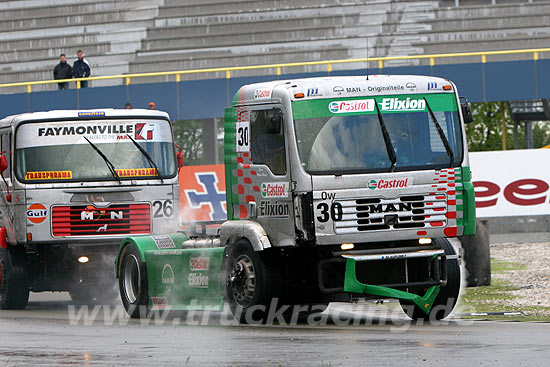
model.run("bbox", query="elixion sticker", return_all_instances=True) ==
[260,182,289,198]
[368,177,413,190]
[25,171,72,180]
[188,273,209,288]
[258,201,289,218]
[26,203,48,224]
[152,235,176,249]
[328,99,375,114]
[380,97,426,112]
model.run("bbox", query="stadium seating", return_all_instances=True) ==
[1,0,549,93]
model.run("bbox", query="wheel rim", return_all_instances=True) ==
[229,254,256,307]
[123,254,141,304]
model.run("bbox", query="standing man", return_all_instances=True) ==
[53,54,72,90]
[73,50,91,88]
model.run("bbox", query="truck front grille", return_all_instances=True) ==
[51,204,151,237]
[334,194,447,234]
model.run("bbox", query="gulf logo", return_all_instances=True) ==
[26,203,48,224]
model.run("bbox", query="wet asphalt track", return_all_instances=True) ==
[1,292,549,366]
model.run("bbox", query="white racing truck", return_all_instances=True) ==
[0,109,181,308]
[116,75,477,323]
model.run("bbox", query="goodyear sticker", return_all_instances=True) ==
[25,171,72,180]
[115,168,158,178]
[26,203,48,224]
[152,235,176,249]
[78,111,105,117]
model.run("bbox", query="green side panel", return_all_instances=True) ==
[224,106,238,220]
[115,233,190,277]
[344,258,440,315]
[460,166,476,235]
[144,247,225,311]
[292,93,458,119]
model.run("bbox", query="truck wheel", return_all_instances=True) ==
[225,240,272,324]
[118,244,149,318]
[400,238,461,321]
[0,245,30,310]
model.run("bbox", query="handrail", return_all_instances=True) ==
[1,47,549,92]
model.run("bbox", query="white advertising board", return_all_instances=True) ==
[470,149,550,217]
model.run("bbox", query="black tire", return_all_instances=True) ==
[401,238,461,321]
[225,240,272,324]
[0,245,30,310]
[118,243,149,318]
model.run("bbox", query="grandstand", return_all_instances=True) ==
[1,0,550,93]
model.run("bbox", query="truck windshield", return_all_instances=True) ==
[15,118,176,182]
[292,94,463,174]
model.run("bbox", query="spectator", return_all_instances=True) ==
[148,102,156,110]
[53,54,72,90]
[124,102,132,109]
[73,50,91,88]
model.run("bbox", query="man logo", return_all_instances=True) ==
[162,264,175,284]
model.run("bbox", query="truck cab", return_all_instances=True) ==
[0,109,180,309]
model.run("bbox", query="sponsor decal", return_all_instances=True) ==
[306,88,322,97]
[260,182,289,198]
[189,257,210,271]
[162,264,175,284]
[26,203,48,224]
[427,82,439,91]
[152,235,176,249]
[80,208,124,221]
[188,273,209,288]
[328,99,375,114]
[37,124,134,137]
[364,202,413,214]
[406,82,417,90]
[254,89,272,100]
[345,87,361,93]
[135,123,154,140]
[333,86,344,94]
[380,98,426,112]
[115,168,158,178]
[78,111,105,118]
[151,296,168,309]
[368,178,413,190]
[258,200,289,218]
[367,85,405,93]
[25,170,72,180]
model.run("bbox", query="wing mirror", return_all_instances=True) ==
[460,97,474,124]
[267,108,283,134]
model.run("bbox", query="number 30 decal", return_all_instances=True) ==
[236,121,250,152]
[316,202,343,222]
[153,200,174,218]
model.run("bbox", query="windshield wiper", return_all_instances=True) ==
[126,134,163,183]
[83,136,121,182]
[423,97,454,168]
[374,101,397,172]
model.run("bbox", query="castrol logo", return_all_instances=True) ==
[26,203,48,224]
[368,178,413,190]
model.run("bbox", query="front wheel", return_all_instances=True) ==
[0,245,30,310]
[225,240,272,324]
[118,243,149,318]
[400,238,461,320]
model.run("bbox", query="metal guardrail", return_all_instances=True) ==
[0,47,549,93]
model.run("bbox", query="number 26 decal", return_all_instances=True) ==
[316,202,343,222]
[153,200,174,218]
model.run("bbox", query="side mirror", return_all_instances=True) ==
[175,144,184,170]
[460,97,474,124]
[266,108,283,134]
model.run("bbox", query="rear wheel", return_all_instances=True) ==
[225,240,272,324]
[118,244,149,318]
[400,238,461,320]
[0,245,30,310]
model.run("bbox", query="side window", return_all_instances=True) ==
[250,109,286,175]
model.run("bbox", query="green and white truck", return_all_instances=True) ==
[116,75,476,322]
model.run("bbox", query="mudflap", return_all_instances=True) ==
[143,247,225,312]
[343,257,440,315]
